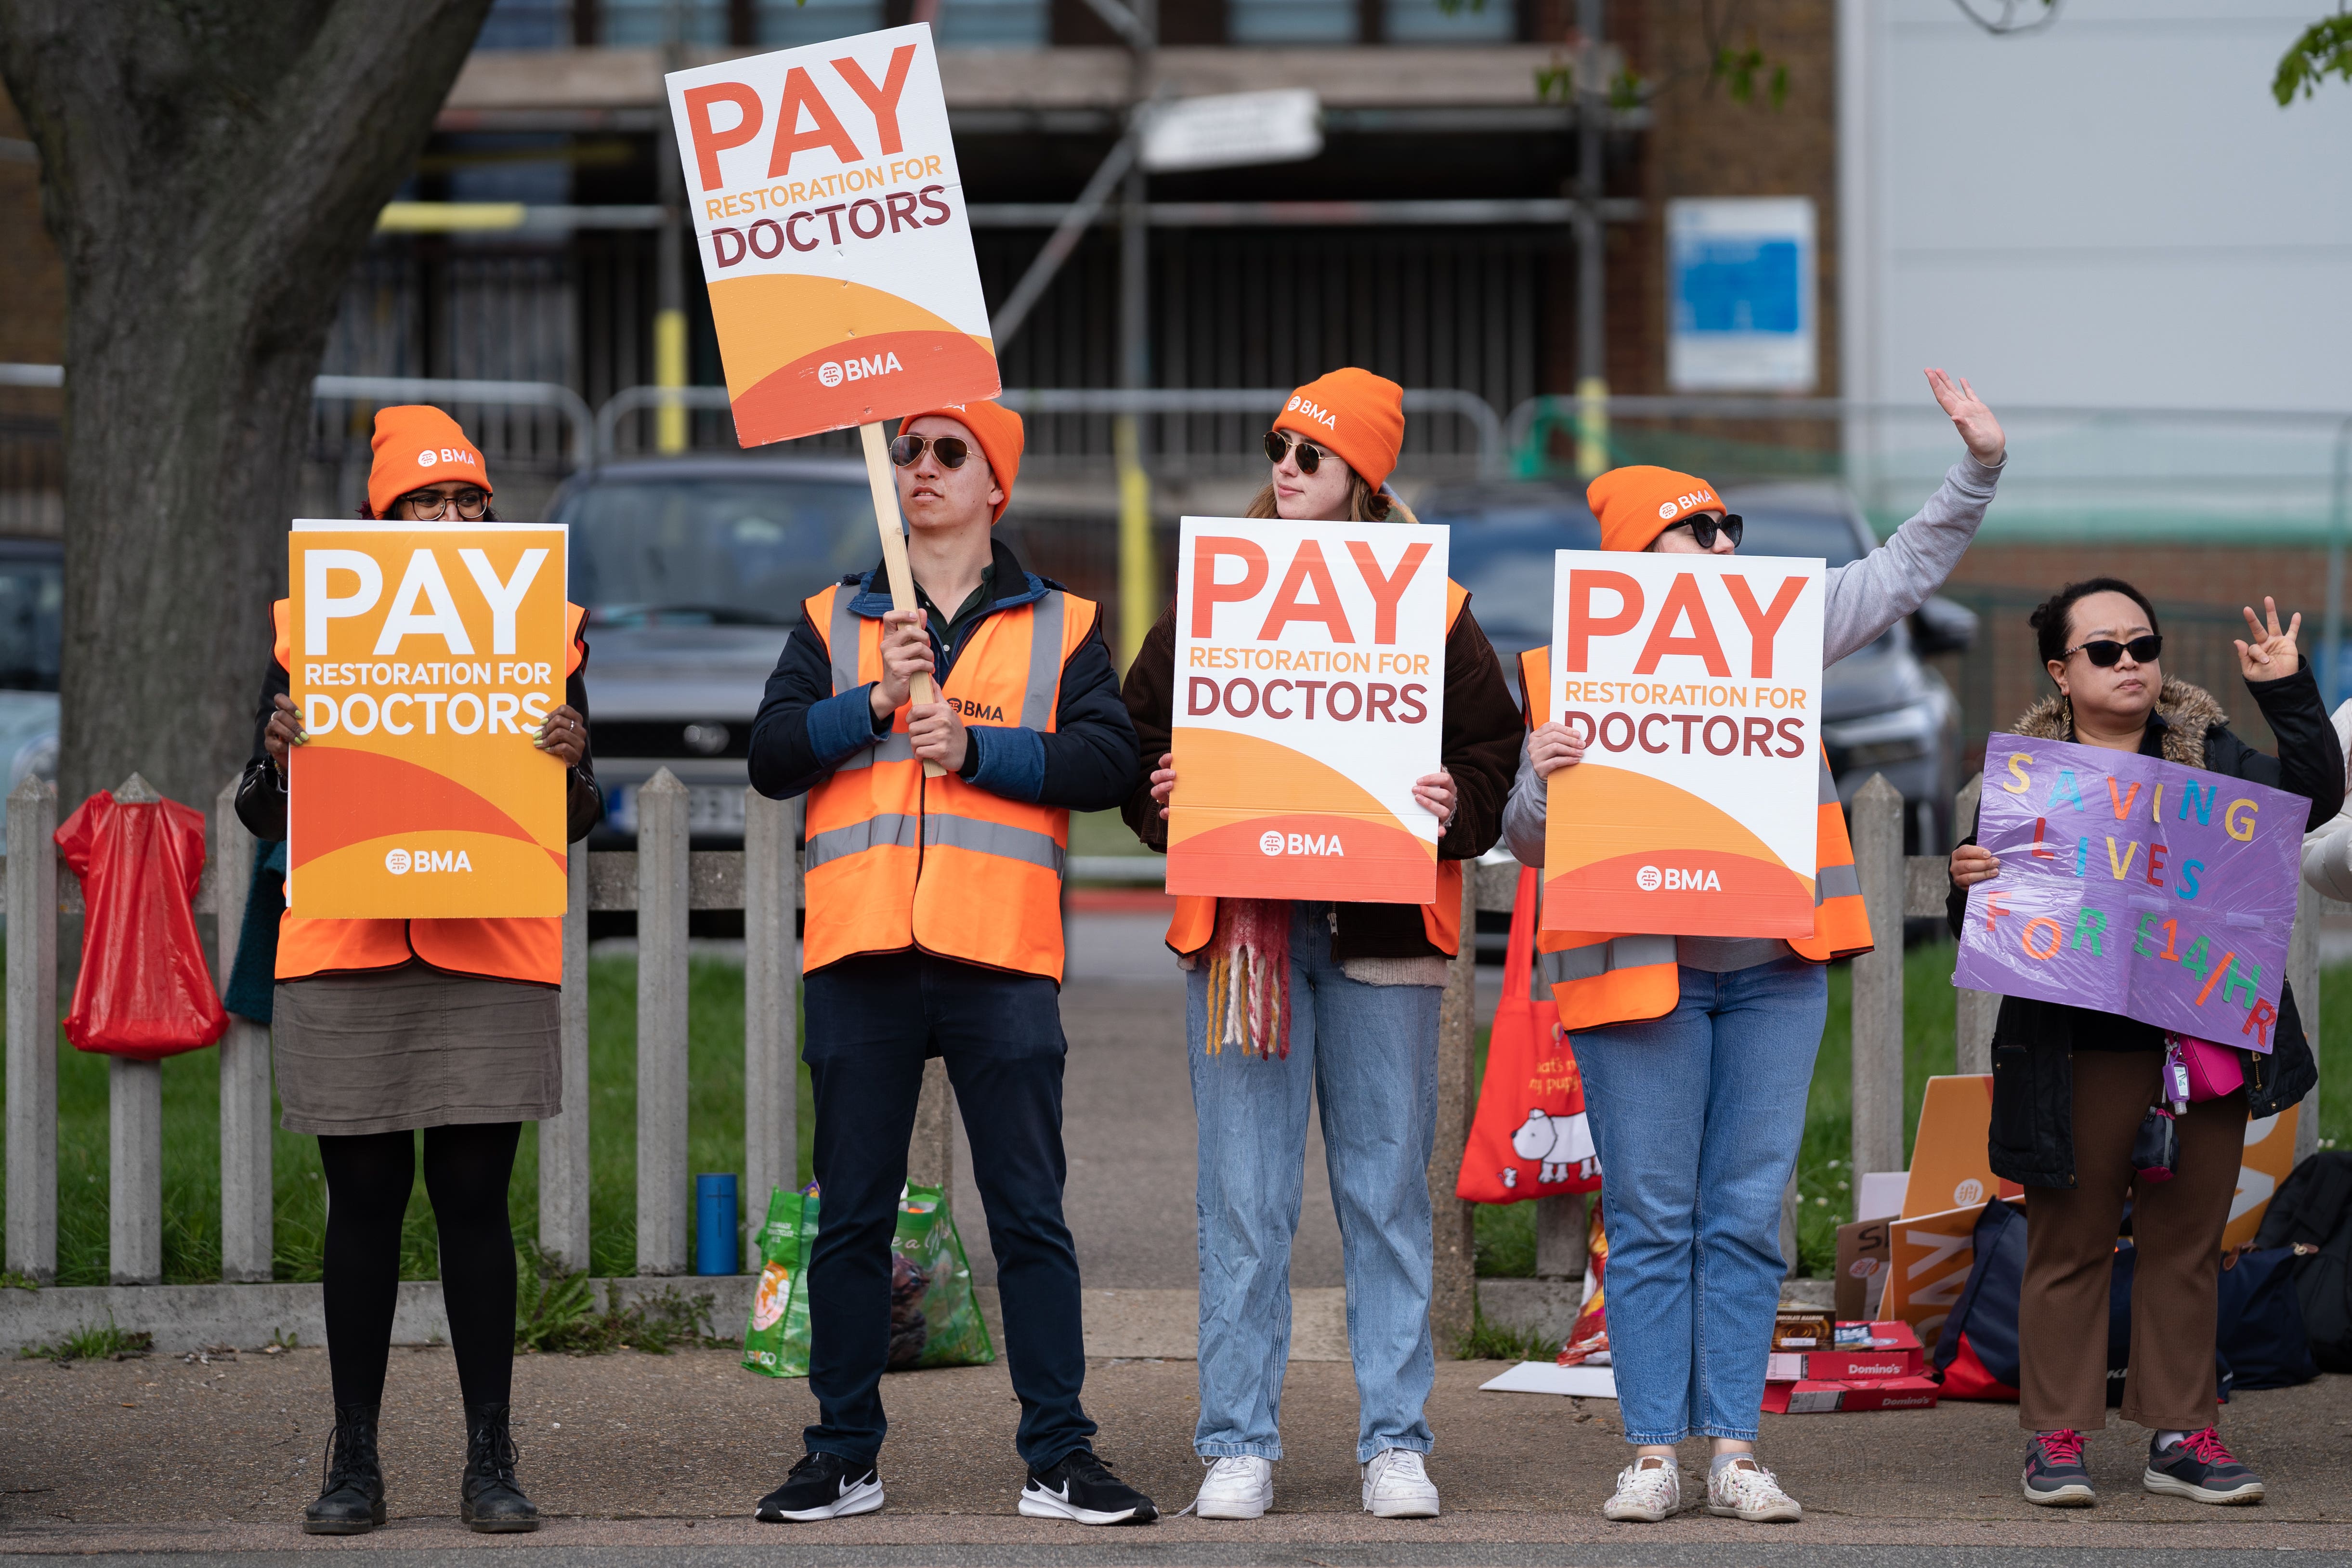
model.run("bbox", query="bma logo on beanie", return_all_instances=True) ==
[1285,394,1338,430]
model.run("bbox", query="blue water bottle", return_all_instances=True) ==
[695,1173,740,1275]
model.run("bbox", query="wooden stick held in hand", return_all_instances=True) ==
[859,420,947,780]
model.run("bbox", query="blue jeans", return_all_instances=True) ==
[1573,956,1826,1446]
[1186,902,1441,1463]
[802,952,1096,1470]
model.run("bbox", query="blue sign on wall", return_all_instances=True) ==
[1667,198,1816,391]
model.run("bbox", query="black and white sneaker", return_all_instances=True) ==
[755,1451,885,1522]
[2144,1428,2264,1505]
[1019,1450,1159,1526]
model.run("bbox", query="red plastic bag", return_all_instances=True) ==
[1556,1208,1610,1366]
[56,788,227,1060]
[1457,866,1602,1202]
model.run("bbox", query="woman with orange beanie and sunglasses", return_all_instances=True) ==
[235,406,603,1535]
[1500,370,2004,1523]
[1120,369,1524,1520]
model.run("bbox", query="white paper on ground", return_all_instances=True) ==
[1478,1360,1619,1398]
[1858,1170,1907,1221]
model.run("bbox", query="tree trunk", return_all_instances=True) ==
[0,0,495,810]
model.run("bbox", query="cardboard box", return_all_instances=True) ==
[1761,1374,1941,1415]
[1770,1310,1834,1349]
[1832,1215,1891,1323]
[1766,1321,1923,1383]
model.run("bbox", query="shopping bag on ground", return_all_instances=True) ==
[741,1182,996,1379]
[743,1185,818,1377]
[1459,866,1601,1203]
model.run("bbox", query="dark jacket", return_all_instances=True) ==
[235,641,604,845]
[747,537,1139,812]
[1946,668,2337,1188]
[1118,589,1525,960]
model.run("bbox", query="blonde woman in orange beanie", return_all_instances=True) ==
[1500,369,2005,1524]
[1119,369,1524,1520]
[234,406,604,1535]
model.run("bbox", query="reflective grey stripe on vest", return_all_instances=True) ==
[1020,591,1066,730]
[805,812,920,870]
[924,812,1067,876]
[1816,860,1862,905]
[828,589,913,771]
[1536,933,1678,989]
[1816,757,1840,805]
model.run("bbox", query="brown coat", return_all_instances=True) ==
[1117,596,1526,959]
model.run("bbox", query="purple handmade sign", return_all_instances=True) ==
[1954,734,2303,1053]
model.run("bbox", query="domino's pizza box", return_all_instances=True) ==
[1761,1374,1940,1416]
[1766,1320,1922,1383]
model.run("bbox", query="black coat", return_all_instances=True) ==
[1945,667,2337,1189]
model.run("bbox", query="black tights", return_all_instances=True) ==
[317,1122,520,1412]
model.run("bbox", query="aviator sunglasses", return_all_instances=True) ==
[888,433,971,469]
[2063,634,2163,667]
[1669,513,1744,549]
[1263,430,1333,473]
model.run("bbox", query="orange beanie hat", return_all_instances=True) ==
[368,406,492,519]
[900,399,1024,522]
[1586,465,1725,553]
[1273,368,1405,491]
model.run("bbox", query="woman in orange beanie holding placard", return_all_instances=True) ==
[1501,369,2005,1524]
[235,406,604,1536]
[1120,369,1524,1521]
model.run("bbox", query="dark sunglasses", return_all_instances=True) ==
[1668,513,1743,549]
[888,433,971,469]
[2064,634,2163,667]
[1263,430,1333,474]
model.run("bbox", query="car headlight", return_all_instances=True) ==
[1825,702,1937,770]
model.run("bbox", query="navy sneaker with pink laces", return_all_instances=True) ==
[2022,1429,2094,1507]
[2144,1428,2264,1505]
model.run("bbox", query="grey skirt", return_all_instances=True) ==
[274,965,561,1136]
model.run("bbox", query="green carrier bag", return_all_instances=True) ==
[742,1183,995,1378]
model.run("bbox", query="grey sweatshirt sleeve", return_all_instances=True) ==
[1821,453,2004,666]
[1502,734,1547,866]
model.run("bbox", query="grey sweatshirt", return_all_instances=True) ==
[1500,451,2005,971]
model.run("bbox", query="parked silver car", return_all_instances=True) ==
[543,456,877,849]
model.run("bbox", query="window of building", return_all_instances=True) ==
[478,0,574,48]
[935,0,1050,47]
[1228,0,1359,44]
[1382,0,1515,42]
[755,0,886,45]
[600,0,729,45]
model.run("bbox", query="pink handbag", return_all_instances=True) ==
[2163,1033,2245,1105]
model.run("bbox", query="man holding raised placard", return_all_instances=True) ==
[746,399,1151,1527]
[1503,370,2004,1525]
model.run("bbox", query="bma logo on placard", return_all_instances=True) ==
[385,847,475,875]
[1637,864,1720,892]
[1259,829,1346,858]
[817,352,905,389]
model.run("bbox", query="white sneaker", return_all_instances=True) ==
[1188,1455,1273,1520]
[1706,1457,1802,1522]
[1602,1457,1682,1522]
[1360,1449,1440,1518]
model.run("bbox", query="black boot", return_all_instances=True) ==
[459,1401,541,1532]
[302,1403,386,1535]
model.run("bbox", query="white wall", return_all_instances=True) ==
[1841,0,2352,414]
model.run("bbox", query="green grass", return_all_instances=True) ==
[8,945,2349,1287]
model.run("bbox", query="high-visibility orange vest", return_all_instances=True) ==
[802,578,1097,983]
[1517,645,1872,1031]
[269,598,589,986]
[1163,581,1474,959]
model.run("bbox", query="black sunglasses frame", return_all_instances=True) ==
[889,434,971,470]
[1263,430,1331,474]
[2063,634,2163,668]
[1668,513,1744,549]
[393,486,490,521]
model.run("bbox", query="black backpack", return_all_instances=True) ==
[2253,1152,2352,1372]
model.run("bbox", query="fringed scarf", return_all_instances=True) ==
[1202,898,1292,1059]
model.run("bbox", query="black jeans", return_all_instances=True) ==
[802,951,1095,1470]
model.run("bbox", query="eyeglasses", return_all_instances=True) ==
[1263,431,1333,474]
[397,487,489,521]
[888,434,971,469]
[2063,634,2163,667]
[1668,513,1744,549]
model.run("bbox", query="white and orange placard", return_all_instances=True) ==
[1880,1200,1995,1349]
[286,523,569,919]
[1169,517,1450,902]
[1900,1074,2023,1218]
[665,25,997,447]
[1543,549,1825,936]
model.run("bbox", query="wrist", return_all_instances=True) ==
[868,683,894,724]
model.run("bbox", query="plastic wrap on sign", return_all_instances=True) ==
[56,789,228,1060]
[1954,735,2303,1053]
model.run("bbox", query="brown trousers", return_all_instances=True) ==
[2018,1049,2246,1432]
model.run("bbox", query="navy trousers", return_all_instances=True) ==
[801,950,1096,1469]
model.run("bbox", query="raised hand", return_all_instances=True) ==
[1925,368,2005,468]
[2234,595,2301,683]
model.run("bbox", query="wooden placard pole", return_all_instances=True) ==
[859,420,947,779]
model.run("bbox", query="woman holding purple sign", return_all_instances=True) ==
[1947,577,2334,1510]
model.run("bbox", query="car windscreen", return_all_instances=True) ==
[0,548,62,692]
[558,477,875,627]
[1732,507,1863,567]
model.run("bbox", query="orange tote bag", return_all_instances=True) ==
[1456,866,1602,1203]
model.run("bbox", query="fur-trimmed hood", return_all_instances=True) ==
[2010,677,2228,767]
